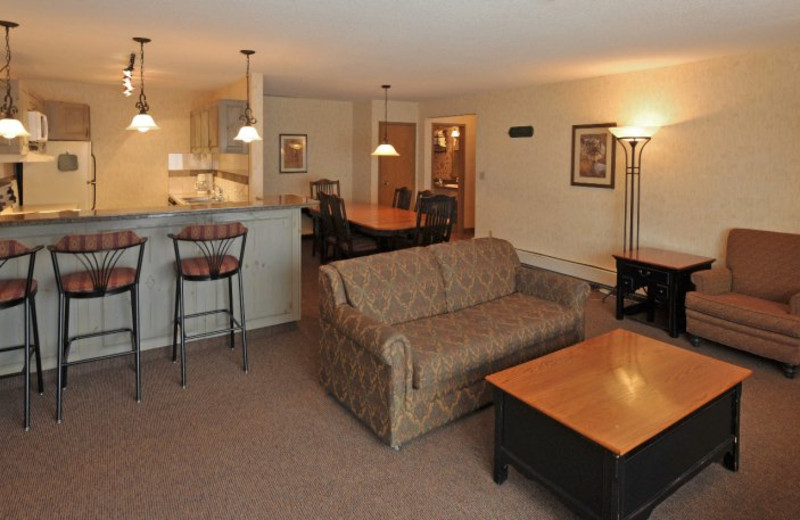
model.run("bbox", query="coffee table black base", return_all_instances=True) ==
[493,385,742,520]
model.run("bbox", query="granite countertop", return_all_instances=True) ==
[0,194,316,228]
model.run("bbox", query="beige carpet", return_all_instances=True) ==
[1,240,798,519]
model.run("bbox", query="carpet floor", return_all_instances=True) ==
[1,239,798,519]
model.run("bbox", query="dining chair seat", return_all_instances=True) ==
[178,255,240,279]
[60,267,137,294]
[0,279,37,303]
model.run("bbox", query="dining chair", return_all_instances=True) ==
[411,194,456,246]
[309,179,341,258]
[317,192,336,264]
[49,230,147,423]
[0,240,44,430]
[328,194,380,260]
[169,222,249,389]
[413,190,434,212]
[392,187,412,210]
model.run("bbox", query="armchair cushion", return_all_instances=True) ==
[791,293,800,316]
[687,291,800,338]
[727,228,800,302]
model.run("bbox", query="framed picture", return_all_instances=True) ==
[570,123,616,188]
[279,134,308,173]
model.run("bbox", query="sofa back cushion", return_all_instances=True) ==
[332,247,448,325]
[727,228,800,303]
[430,237,519,312]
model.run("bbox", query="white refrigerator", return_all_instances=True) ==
[23,141,95,210]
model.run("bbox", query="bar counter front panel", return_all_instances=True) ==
[0,197,312,375]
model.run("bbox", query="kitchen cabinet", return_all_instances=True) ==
[190,99,247,154]
[46,101,91,141]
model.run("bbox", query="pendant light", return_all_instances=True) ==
[372,84,399,156]
[126,37,159,133]
[233,50,262,143]
[0,21,30,140]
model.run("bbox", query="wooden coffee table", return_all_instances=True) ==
[486,329,752,520]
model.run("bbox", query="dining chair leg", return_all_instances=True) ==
[228,277,235,350]
[178,277,188,389]
[31,295,44,395]
[172,275,180,363]
[23,297,31,431]
[132,286,141,403]
[56,293,65,423]
[237,271,249,373]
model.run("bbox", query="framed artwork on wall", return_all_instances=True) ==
[279,134,308,173]
[570,123,616,188]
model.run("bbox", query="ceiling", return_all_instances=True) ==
[4,1,800,101]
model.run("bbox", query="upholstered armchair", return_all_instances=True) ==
[685,228,800,378]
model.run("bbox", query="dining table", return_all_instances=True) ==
[308,201,419,237]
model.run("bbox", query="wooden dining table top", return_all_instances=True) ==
[308,202,418,234]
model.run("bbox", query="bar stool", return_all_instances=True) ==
[48,230,147,423]
[0,240,43,431]
[169,222,248,388]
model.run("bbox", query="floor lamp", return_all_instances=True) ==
[609,126,659,252]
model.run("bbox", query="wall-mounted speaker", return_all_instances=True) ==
[508,126,534,138]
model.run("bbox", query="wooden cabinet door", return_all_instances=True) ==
[46,101,91,141]
[207,104,220,150]
[378,122,416,206]
[218,100,247,154]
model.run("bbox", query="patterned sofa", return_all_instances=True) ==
[686,228,800,378]
[318,237,590,448]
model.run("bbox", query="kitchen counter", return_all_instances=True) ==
[0,194,314,376]
[0,194,314,227]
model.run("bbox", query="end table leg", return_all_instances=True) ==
[493,388,508,484]
[723,384,743,472]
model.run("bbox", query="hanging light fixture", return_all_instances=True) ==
[126,37,159,133]
[0,20,30,140]
[372,84,399,156]
[233,49,262,143]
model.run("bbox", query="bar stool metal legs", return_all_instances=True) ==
[169,222,249,388]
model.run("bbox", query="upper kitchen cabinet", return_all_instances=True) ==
[46,101,91,141]
[190,99,247,154]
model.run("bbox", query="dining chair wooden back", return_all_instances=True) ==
[317,192,336,263]
[392,187,412,210]
[329,195,379,260]
[413,194,456,246]
[309,178,340,199]
[0,239,44,430]
[414,190,434,212]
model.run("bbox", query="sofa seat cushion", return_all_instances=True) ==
[430,237,519,313]
[333,247,448,325]
[686,291,800,338]
[394,292,579,390]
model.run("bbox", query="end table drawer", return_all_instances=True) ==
[620,264,670,286]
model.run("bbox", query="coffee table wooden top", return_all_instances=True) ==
[486,329,752,455]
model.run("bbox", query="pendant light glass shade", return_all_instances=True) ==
[126,111,159,133]
[127,37,158,132]
[372,84,399,157]
[234,50,262,143]
[233,124,261,143]
[0,21,29,140]
[0,117,30,139]
[372,143,399,156]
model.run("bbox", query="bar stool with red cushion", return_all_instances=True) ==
[0,240,44,431]
[169,222,248,388]
[48,230,147,423]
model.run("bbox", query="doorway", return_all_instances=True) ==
[431,124,466,234]
[378,122,416,207]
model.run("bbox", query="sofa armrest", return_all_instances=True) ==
[515,266,590,312]
[691,268,732,295]
[334,305,413,367]
[790,293,800,315]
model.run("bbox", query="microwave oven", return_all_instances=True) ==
[26,111,48,142]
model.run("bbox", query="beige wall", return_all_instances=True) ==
[351,101,373,203]
[25,79,200,209]
[419,45,800,283]
[262,96,354,201]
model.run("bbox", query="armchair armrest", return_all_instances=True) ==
[515,266,590,312]
[691,268,732,295]
[790,293,800,315]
